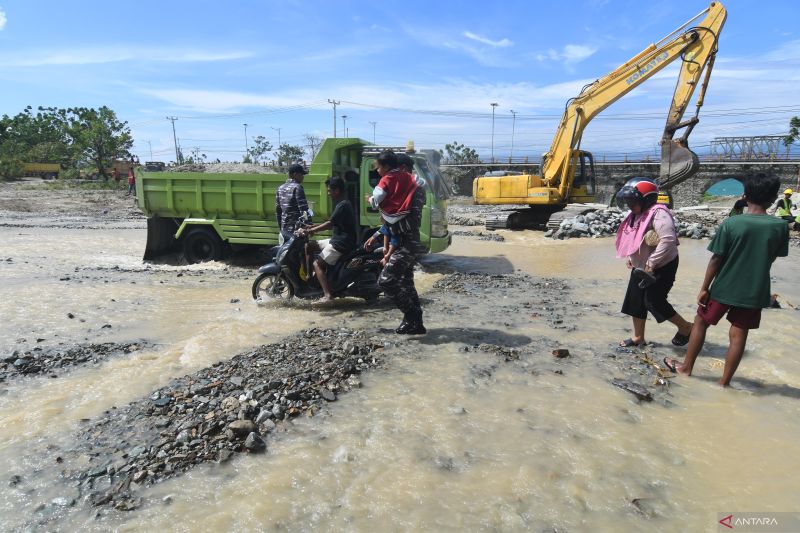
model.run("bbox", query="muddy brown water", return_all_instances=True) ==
[1,219,798,531]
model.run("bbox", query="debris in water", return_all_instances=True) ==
[611,379,653,401]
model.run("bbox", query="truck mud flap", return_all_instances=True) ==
[144,217,181,260]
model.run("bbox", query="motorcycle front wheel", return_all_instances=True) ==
[252,273,294,301]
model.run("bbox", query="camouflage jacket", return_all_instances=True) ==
[275,180,310,233]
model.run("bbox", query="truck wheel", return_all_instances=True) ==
[252,273,293,301]
[183,228,223,263]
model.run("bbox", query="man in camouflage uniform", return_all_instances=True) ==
[275,163,310,241]
[366,152,427,334]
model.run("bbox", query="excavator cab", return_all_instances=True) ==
[567,150,596,204]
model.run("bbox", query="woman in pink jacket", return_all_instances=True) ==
[615,179,693,347]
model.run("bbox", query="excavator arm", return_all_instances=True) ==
[543,1,726,199]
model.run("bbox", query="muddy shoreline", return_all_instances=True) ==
[2,181,794,530]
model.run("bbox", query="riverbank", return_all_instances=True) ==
[1,183,798,531]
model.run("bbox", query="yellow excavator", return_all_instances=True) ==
[473,1,727,230]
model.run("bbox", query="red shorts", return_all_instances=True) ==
[697,299,761,329]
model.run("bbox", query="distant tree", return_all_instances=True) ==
[303,134,324,160]
[440,141,480,164]
[67,106,133,179]
[276,143,306,167]
[247,135,273,164]
[784,116,800,147]
[439,141,483,195]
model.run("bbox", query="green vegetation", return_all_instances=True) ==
[0,105,133,180]
[785,116,800,147]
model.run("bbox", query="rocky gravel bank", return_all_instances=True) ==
[1,341,152,381]
[51,328,389,512]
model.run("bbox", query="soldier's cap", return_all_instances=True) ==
[288,163,308,175]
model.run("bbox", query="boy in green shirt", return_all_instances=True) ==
[664,174,789,386]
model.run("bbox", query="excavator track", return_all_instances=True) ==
[484,207,563,231]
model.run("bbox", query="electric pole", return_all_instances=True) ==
[166,116,179,164]
[369,121,377,144]
[509,110,517,162]
[327,99,340,137]
[271,127,282,165]
[145,140,153,161]
[243,123,249,156]
[341,115,348,138]
[490,103,498,163]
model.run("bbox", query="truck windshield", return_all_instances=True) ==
[415,157,451,200]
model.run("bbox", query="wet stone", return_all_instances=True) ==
[244,432,266,453]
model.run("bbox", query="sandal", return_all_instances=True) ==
[663,357,679,373]
[671,332,690,346]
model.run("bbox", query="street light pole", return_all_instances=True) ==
[509,110,517,162]
[341,115,348,138]
[369,121,377,144]
[490,103,499,163]
[243,123,249,154]
[146,140,153,161]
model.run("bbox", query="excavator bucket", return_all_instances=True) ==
[659,140,699,190]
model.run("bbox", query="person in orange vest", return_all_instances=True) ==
[126,168,136,196]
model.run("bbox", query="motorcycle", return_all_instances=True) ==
[252,214,383,302]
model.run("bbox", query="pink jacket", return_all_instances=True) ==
[615,204,679,269]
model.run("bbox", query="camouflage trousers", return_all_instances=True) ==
[378,246,421,318]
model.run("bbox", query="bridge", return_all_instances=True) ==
[441,160,800,206]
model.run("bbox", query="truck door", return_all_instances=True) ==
[359,157,382,230]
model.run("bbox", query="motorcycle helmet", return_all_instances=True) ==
[615,177,659,210]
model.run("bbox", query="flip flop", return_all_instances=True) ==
[619,338,645,347]
[663,357,679,373]
[671,332,690,346]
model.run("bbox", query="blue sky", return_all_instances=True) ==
[1,0,798,163]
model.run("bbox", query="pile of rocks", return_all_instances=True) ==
[61,328,389,511]
[1,342,149,380]
[545,209,626,240]
[546,208,725,241]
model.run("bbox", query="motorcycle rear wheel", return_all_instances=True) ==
[252,273,294,301]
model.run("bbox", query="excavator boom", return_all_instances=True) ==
[473,2,727,229]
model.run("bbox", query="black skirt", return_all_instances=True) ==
[621,256,679,322]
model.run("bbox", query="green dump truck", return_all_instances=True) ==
[137,138,451,262]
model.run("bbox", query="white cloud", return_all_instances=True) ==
[537,44,597,65]
[2,47,253,67]
[463,31,513,48]
[0,8,6,30]
[763,39,800,61]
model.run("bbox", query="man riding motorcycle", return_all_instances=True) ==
[296,176,358,301]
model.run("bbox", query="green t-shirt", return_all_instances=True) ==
[707,214,789,309]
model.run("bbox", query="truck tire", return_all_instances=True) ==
[183,228,224,263]
[252,273,293,301]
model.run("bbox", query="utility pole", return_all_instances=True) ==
[243,123,249,156]
[341,115,348,138]
[145,140,153,161]
[271,127,282,166]
[327,99,340,137]
[369,121,377,144]
[490,103,498,163]
[509,110,517,162]
[166,116,179,164]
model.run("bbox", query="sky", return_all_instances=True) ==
[0,0,798,163]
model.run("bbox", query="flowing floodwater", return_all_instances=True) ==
[1,222,798,531]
